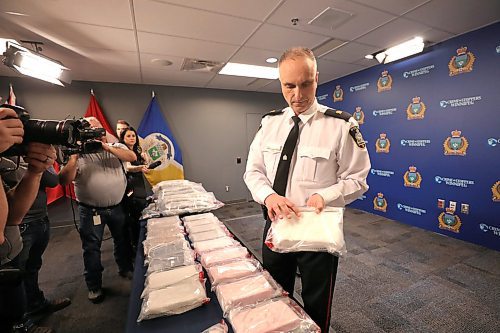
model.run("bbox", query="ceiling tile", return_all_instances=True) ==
[356,17,430,48]
[229,47,281,66]
[207,74,267,91]
[141,66,215,87]
[321,41,380,63]
[267,0,396,40]
[350,0,431,15]
[138,32,239,62]
[1,0,133,29]
[152,0,282,21]
[245,23,330,52]
[404,0,500,34]
[140,53,185,71]
[73,64,142,84]
[134,0,261,45]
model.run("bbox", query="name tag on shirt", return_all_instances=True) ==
[93,214,102,226]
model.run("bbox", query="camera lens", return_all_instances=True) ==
[23,119,74,145]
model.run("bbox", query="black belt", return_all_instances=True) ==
[78,202,121,210]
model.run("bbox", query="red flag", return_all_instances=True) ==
[46,162,65,204]
[85,93,118,142]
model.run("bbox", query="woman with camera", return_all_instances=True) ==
[119,127,151,255]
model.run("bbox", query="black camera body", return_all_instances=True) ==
[0,104,106,159]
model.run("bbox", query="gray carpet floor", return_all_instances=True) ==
[38,199,499,332]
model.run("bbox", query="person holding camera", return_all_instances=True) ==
[119,126,151,254]
[1,106,58,333]
[59,117,136,304]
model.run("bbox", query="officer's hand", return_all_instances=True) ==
[306,193,325,214]
[24,143,56,174]
[0,108,24,153]
[264,193,301,221]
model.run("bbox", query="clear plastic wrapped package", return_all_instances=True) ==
[142,264,202,297]
[215,271,284,315]
[147,216,182,227]
[192,237,239,253]
[228,297,321,333]
[137,276,209,321]
[201,320,229,333]
[199,246,250,268]
[207,258,261,287]
[146,250,196,275]
[144,239,191,264]
[152,179,206,194]
[143,234,186,255]
[185,221,223,234]
[182,212,216,221]
[265,207,346,257]
[188,227,228,243]
[157,191,224,216]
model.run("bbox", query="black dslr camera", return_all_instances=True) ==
[0,104,106,161]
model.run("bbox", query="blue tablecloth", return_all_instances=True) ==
[125,220,233,333]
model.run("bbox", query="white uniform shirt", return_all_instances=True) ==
[244,99,371,207]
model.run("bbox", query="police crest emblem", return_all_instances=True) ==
[492,181,500,202]
[449,46,475,76]
[404,166,422,188]
[353,106,364,125]
[438,208,462,233]
[375,133,390,153]
[406,96,426,120]
[443,130,469,156]
[377,70,392,92]
[373,193,387,212]
[333,85,343,102]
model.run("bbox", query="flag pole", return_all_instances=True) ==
[90,89,94,95]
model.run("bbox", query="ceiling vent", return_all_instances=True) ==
[308,7,354,30]
[181,58,223,73]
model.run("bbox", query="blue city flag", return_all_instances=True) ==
[137,96,184,185]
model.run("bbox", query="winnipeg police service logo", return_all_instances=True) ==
[449,46,475,76]
[492,181,500,202]
[377,70,392,92]
[332,85,343,102]
[373,193,387,212]
[438,208,462,233]
[141,132,175,169]
[406,96,426,120]
[404,166,422,188]
[443,130,469,156]
[353,106,364,124]
[375,133,390,153]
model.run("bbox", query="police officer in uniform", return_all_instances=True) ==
[244,47,370,332]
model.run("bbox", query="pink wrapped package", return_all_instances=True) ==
[188,227,228,242]
[215,272,284,315]
[201,320,229,333]
[182,212,215,221]
[199,246,249,268]
[228,297,320,333]
[207,258,261,286]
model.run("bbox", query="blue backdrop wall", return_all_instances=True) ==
[317,22,499,252]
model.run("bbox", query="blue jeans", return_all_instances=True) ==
[78,204,133,291]
[13,216,50,312]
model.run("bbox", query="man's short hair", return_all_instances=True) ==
[117,120,130,126]
[279,47,316,66]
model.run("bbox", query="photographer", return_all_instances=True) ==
[1,107,57,333]
[59,117,136,304]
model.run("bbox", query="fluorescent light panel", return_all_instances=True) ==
[375,37,424,64]
[219,62,278,80]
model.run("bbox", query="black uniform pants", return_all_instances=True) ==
[262,218,339,333]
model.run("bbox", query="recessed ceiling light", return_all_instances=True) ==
[5,11,29,16]
[365,54,374,59]
[219,62,278,80]
[266,57,278,64]
[151,58,173,66]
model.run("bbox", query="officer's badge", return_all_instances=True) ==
[375,133,390,153]
[438,208,462,233]
[377,70,392,92]
[373,193,387,212]
[449,46,475,76]
[444,130,469,156]
[332,85,343,102]
[349,126,366,149]
[353,106,364,125]
[404,166,422,188]
[492,181,500,202]
[406,96,426,120]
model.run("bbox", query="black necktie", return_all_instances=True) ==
[273,115,301,196]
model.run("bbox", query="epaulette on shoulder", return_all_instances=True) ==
[262,109,285,118]
[324,108,352,122]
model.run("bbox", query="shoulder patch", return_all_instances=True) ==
[350,126,366,149]
[324,108,352,122]
[262,109,285,118]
